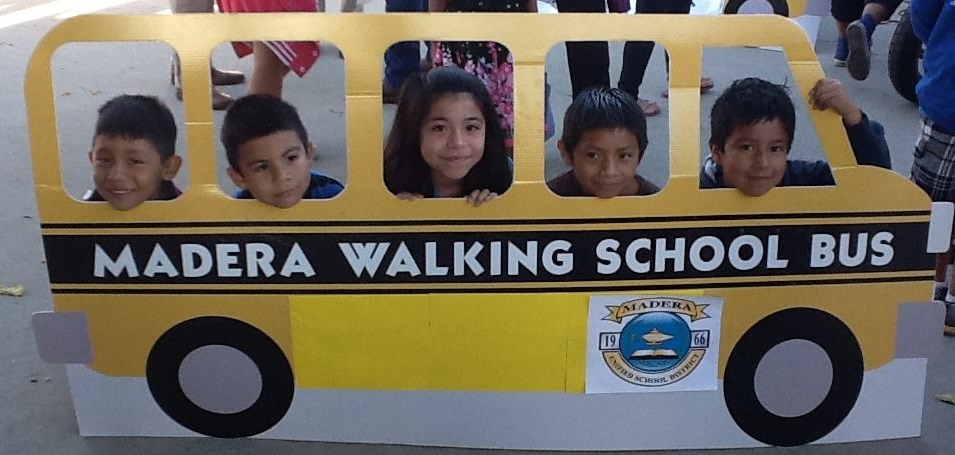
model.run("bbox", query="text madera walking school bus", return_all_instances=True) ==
[28,12,952,450]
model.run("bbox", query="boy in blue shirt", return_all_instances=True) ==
[222,95,343,208]
[85,95,182,210]
[700,77,890,196]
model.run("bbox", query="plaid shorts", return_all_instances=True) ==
[911,115,955,202]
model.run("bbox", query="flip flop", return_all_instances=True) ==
[661,77,716,98]
[637,98,661,117]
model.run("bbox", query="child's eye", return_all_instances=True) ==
[619,152,635,159]
[586,152,599,159]
[739,144,754,152]
[430,124,446,133]
[253,163,269,173]
[466,124,483,132]
[771,145,787,153]
[286,153,301,162]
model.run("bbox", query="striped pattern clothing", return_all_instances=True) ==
[216,0,321,77]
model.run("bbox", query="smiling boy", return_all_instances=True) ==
[548,87,660,198]
[85,95,182,210]
[700,77,890,196]
[222,95,343,208]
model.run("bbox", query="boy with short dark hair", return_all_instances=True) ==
[85,95,182,210]
[222,95,343,208]
[548,87,660,198]
[700,77,890,196]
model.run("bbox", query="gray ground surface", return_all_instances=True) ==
[1,1,952,454]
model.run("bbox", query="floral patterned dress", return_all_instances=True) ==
[432,1,530,147]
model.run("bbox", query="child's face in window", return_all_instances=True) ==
[89,135,180,211]
[419,93,486,193]
[227,131,314,208]
[712,119,790,197]
[560,128,642,199]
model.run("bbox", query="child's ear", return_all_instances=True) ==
[87,151,94,164]
[709,143,724,166]
[160,155,182,180]
[557,140,573,167]
[306,142,316,160]
[227,167,247,190]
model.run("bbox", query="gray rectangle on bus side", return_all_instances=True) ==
[895,302,944,359]
[32,311,93,364]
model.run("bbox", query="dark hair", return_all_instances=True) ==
[384,66,512,197]
[560,87,648,160]
[708,78,796,152]
[221,94,309,171]
[93,95,176,160]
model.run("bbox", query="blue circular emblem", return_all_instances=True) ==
[618,312,691,373]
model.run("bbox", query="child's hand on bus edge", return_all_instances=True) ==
[397,192,424,201]
[809,78,863,127]
[465,189,498,207]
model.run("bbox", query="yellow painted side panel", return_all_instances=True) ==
[291,294,581,391]
[55,294,292,376]
[290,295,431,389]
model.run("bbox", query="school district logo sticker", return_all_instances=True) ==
[586,295,723,394]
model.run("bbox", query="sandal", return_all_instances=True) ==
[661,77,716,98]
[637,98,661,117]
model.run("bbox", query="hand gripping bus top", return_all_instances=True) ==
[25,12,947,450]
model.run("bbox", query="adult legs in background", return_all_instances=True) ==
[830,0,902,79]
[383,0,427,102]
[618,0,708,115]
[555,0,610,99]
[170,0,245,110]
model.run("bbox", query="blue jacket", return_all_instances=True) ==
[235,171,344,200]
[912,0,955,131]
[700,114,891,188]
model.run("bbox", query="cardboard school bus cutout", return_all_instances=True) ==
[28,12,952,450]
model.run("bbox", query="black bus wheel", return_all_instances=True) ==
[723,308,863,446]
[723,0,790,17]
[146,316,294,438]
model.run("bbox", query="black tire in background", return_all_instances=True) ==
[723,308,864,447]
[723,0,789,16]
[888,11,922,105]
[146,316,295,438]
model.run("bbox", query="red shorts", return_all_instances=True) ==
[217,0,320,77]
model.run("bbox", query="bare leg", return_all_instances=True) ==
[341,0,363,12]
[249,42,290,97]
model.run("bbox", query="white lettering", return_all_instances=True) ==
[245,243,276,278]
[655,238,686,272]
[181,244,213,277]
[810,234,836,268]
[766,235,789,268]
[508,241,538,276]
[870,232,894,266]
[454,242,485,276]
[280,243,315,277]
[424,242,448,276]
[688,236,724,272]
[838,233,868,267]
[339,242,390,277]
[490,241,502,276]
[143,244,179,277]
[542,240,573,275]
[596,239,621,275]
[216,244,242,277]
[625,238,652,273]
[728,235,762,271]
[93,244,139,278]
[387,242,422,277]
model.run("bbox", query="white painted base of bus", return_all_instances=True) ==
[66,358,927,449]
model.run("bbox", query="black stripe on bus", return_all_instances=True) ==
[40,210,931,230]
[49,275,932,295]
